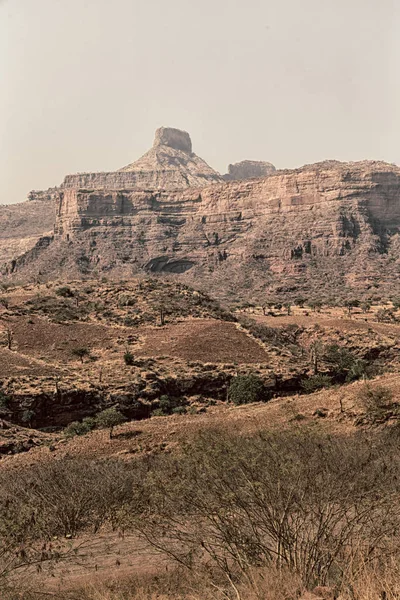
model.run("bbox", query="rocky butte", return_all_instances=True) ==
[2,126,400,302]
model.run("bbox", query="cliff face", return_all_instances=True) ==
[8,158,400,302]
[3,128,400,302]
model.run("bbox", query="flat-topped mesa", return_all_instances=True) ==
[5,158,400,302]
[223,160,276,181]
[153,127,192,153]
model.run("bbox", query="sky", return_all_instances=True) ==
[1,0,399,204]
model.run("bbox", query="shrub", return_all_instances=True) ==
[96,408,126,439]
[0,392,10,410]
[71,347,91,363]
[123,316,138,327]
[323,344,366,382]
[124,350,135,366]
[301,374,332,393]
[55,286,74,298]
[63,421,91,438]
[156,395,186,415]
[21,410,35,427]
[228,374,267,405]
[377,308,397,323]
[172,406,187,415]
[359,385,394,412]
[118,294,137,308]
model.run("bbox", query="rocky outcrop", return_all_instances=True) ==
[28,187,59,202]
[63,127,223,191]
[223,160,276,181]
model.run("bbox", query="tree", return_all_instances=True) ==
[344,299,360,316]
[284,302,292,316]
[324,344,366,382]
[309,300,322,312]
[377,308,397,323]
[361,301,372,313]
[294,297,307,308]
[309,340,323,375]
[228,374,267,405]
[72,347,90,363]
[96,408,126,439]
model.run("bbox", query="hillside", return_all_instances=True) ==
[0,198,55,264]
[1,278,400,599]
[1,277,399,433]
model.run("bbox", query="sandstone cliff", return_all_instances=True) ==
[6,157,400,303]
[3,128,400,303]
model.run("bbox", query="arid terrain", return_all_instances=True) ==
[1,128,400,599]
[0,274,400,599]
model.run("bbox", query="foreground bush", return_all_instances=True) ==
[2,427,400,596]
[228,374,267,404]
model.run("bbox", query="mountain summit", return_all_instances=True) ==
[117,127,222,187]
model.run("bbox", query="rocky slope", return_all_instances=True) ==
[0,199,55,265]
[1,278,399,432]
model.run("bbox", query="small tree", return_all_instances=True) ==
[309,340,323,375]
[284,302,292,316]
[228,374,267,405]
[344,299,360,316]
[72,347,90,363]
[361,301,372,313]
[96,408,126,439]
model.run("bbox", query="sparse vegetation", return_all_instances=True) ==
[2,427,400,599]
[123,350,135,365]
[55,285,75,298]
[228,373,267,405]
[95,407,126,438]
[301,373,332,393]
[71,347,91,363]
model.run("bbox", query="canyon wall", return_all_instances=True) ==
[3,127,400,302]
[9,159,397,302]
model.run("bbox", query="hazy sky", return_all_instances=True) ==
[1,0,399,204]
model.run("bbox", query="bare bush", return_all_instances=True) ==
[126,428,400,589]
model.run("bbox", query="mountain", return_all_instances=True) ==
[2,129,400,303]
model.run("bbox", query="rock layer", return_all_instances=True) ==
[6,159,400,303]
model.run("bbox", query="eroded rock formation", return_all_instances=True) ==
[63,127,223,190]
[223,160,276,181]
[3,129,400,302]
